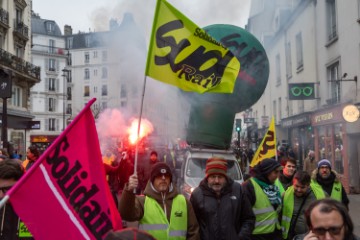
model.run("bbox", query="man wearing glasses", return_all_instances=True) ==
[301,198,359,240]
[0,159,33,239]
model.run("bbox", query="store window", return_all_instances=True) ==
[334,123,344,173]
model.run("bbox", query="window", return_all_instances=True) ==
[48,58,56,71]
[48,118,56,131]
[93,51,98,58]
[11,86,22,107]
[85,52,89,63]
[101,102,107,109]
[94,69,97,76]
[102,67,107,78]
[48,98,56,112]
[67,37,73,49]
[276,54,281,85]
[85,35,91,47]
[84,68,90,79]
[84,86,90,97]
[326,0,337,41]
[120,84,127,98]
[46,22,54,33]
[102,50,107,62]
[48,78,56,91]
[102,85,108,96]
[121,101,127,107]
[67,53,72,66]
[15,8,22,24]
[94,86,97,93]
[327,62,340,103]
[15,44,24,58]
[66,104,72,114]
[278,97,282,119]
[67,87,72,100]
[296,33,303,70]
[49,39,55,54]
[285,42,292,79]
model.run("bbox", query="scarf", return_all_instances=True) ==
[253,177,282,207]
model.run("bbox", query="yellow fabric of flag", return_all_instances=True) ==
[145,0,240,94]
[250,116,277,167]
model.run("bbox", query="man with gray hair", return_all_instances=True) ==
[303,150,316,175]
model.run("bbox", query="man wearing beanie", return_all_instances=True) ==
[190,157,255,240]
[119,162,200,240]
[242,158,283,240]
[311,159,349,209]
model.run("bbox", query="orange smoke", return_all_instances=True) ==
[127,118,154,145]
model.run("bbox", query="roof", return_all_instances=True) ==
[31,16,62,36]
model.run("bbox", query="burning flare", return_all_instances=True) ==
[127,118,154,145]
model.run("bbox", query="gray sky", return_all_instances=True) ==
[32,0,251,37]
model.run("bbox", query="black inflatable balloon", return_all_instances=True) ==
[185,24,269,148]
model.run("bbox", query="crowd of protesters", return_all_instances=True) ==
[0,144,358,240]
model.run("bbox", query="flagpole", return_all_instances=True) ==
[133,75,147,180]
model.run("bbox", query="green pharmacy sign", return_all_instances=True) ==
[288,83,315,100]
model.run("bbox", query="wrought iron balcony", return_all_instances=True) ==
[0,8,9,27]
[0,48,40,81]
[13,20,29,41]
[32,44,67,56]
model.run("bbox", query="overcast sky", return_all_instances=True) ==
[32,0,251,37]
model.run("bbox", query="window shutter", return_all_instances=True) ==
[56,78,60,92]
[45,58,49,70]
[45,98,49,111]
[56,119,59,131]
[45,78,49,91]
[45,119,49,131]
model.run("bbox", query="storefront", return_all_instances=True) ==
[281,112,313,168]
[311,104,351,193]
[30,135,59,154]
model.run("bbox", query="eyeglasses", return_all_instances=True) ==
[290,86,313,97]
[0,186,12,194]
[312,225,343,236]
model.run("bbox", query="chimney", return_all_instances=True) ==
[64,25,73,36]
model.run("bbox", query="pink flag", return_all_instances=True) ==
[6,98,122,240]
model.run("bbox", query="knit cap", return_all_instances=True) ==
[205,157,227,178]
[255,158,282,176]
[150,162,172,183]
[318,159,331,169]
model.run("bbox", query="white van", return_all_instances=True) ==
[177,148,243,199]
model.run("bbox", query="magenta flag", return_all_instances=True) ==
[6,98,122,239]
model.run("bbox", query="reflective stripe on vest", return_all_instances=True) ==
[281,184,326,239]
[250,178,280,235]
[139,195,187,239]
[275,178,285,196]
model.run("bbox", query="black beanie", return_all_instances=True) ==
[150,162,172,183]
[255,158,282,176]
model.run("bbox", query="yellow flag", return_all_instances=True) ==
[145,0,240,94]
[250,116,277,167]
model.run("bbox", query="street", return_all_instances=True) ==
[349,194,360,236]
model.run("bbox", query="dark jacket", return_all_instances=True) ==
[0,203,33,240]
[119,181,200,240]
[190,177,255,240]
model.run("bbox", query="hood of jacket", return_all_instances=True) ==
[143,180,179,201]
[311,168,341,182]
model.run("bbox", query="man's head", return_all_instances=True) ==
[281,157,297,177]
[205,157,228,195]
[318,159,332,179]
[27,145,40,161]
[150,162,172,192]
[308,150,315,159]
[0,160,24,198]
[255,158,282,184]
[305,198,354,240]
[292,170,311,197]
[149,151,158,163]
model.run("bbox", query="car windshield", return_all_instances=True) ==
[186,158,241,180]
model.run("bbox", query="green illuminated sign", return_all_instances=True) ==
[288,83,315,100]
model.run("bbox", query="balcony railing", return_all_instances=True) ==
[32,44,67,56]
[0,48,40,80]
[13,20,29,40]
[0,8,9,26]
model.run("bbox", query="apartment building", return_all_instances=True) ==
[0,0,40,155]
[30,12,67,152]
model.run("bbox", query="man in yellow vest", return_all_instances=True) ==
[275,157,297,196]
[281,170,326,240]
[242,158,283,240]
[311,159,349,209]
[119,162,200,240]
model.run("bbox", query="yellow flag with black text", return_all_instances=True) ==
[145,0,240,94]
[250,116,277,167]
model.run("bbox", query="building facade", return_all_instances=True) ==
[246,0,360,192]
[0,0,40,156]
[30,13,67,153]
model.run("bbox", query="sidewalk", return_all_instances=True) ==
[349,194,360,236]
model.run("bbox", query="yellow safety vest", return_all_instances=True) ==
[311,180,342,202]
[281,183,325,239]
[250,178,280,235]
[139,195,187,239]
[274,178,285,196]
